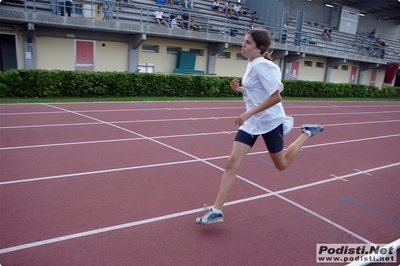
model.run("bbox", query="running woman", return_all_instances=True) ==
[196,28,324,225]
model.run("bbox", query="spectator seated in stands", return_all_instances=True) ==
[321,29,329,41]
[327,29,333,41]
[181,13,190,30]
[176,1,186,12]
[166,0,172,6]
[184,0,193,9]
[223,1,233,16]
[170,14,182,29]
[281,20,290,43]
[322,29,333,41]
[190,19,202,31]
[232,3,243,17]
[369,38,380,56]
[212,0,221,14]
[368,28,377,39]
[371,38,386,58]
[153,8,169,27]
[379,40,386,59]
[250,11,257,23]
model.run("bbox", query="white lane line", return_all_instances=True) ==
[0,159,199,185]
[2,162,398,255]
[1,120,399,150]
[1,129,399,151]
[1,134,399,185]
[1,113,399,129]
[1,103,399,115]
[354,168,373,176]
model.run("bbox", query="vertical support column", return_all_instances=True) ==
[294,10,304,46]
[282,58,290,80]
[324,65,331,82]
[24,23,37,70]
[207,42,228,75]
[357,66,364,84]
[129,33,146,72]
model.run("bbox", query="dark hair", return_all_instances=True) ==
[247,28,273,61]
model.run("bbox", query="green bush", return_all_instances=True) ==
[0,69,399,99]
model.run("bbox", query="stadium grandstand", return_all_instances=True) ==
[1,0,399,87]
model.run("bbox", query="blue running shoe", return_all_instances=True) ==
[301,124,324,137]
[196,205,224,225]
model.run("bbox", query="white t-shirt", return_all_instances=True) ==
[239,57,293,135]
[282,23,290,35]
[171,19,177,28]
[233,5,241,12]
[153,10,163,19]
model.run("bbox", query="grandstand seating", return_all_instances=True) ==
[0,0,261,36]
[1,0,399,63]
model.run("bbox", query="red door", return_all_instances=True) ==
[349,66,357,84]
[290,60,300,80]
[75,40,95,71]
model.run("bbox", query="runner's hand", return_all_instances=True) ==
[230,77,243,93]
[235,112,250,126]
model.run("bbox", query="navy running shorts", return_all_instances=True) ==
[234,124,284,153]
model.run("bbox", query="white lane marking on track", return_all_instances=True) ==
[1,114,400,130]
[1,132,400,151]
[1,103,399,115]
[1,133,399,184]
[1,162,398,255]
[354,168,373,176]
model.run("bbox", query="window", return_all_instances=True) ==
[138,62,154,73]
[74,4,82,15]
[341,65,349,71]
[304,60,312,67]
[332,65,339,69]
[316,62,324,68]
[236,53,247,60]
[166,46,182,55]
[142,44,159,53]
[189,48,204,56]
[218,52,231,58]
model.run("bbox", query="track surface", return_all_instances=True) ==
[0,100,399,266]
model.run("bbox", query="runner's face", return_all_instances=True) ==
[241,34,260,62]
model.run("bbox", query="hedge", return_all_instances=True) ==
[0,69,399,98]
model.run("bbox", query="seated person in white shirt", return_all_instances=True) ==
[212,0,221,14]
[153,8,169,27]
[232,3,243,17]
[170,15,182,29]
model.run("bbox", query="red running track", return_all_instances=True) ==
[0,100,399,266]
